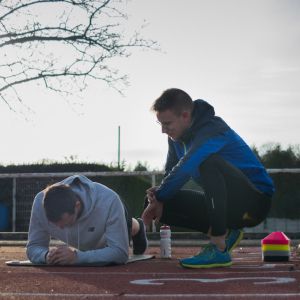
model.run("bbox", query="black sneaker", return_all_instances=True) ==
[132,218,148,255]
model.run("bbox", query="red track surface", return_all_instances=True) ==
[1,245,300,299]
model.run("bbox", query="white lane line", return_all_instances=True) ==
[0,293,116,298]
[1,269,299,275]
[1,293,300,298]
[124,294,300,298]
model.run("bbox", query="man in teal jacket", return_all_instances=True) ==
[142,88,274,268]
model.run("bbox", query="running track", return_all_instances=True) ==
[1,246,300,299]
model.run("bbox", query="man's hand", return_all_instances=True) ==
[46,246,77,265]
[146,186,158,204]
[142,197,163,227]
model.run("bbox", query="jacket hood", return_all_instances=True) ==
[180,99,220,142]
[191,99,216,129]
[59,175,96,222]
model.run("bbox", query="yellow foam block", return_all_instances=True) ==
[262,244,290,251]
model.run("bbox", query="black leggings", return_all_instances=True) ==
[159,154,272,236]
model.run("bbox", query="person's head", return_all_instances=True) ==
[151,88,194,140]
[43,184,82,229]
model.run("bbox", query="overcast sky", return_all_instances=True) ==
[1,0,299,170]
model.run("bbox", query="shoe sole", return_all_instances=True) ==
[228,231,243,253]
[180,261,232,269]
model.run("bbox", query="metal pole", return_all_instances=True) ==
[12,177,16,232]
[118,125,121,170]
[151,174,157,232]
[151,174,156,187]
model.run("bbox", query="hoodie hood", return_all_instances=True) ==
[180,99,229,142]
[60,175,96,222]
[192,99,216,128]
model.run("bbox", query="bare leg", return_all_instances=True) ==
[207,227,228,251]
[131,218,140,237]
[210,235,227,251]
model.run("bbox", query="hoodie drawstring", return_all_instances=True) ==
[65,224,80,250]
[77,223,80,250]
[66,229,69,247]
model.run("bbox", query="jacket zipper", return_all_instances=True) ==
[182,141,187,155]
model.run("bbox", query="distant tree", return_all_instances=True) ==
[251,145,261,160]
[260,143,300,168]
[0,0,157,111]
[133,161,149,171]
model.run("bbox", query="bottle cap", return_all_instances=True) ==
[160,225,170,230]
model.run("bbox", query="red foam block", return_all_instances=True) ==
[261,231,290,245]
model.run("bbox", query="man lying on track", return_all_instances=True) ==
[27,175,147,265]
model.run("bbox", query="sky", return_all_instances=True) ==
[1,0,300,170]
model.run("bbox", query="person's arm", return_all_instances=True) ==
[26,192,51,264]
[164,138,179,176]
[155,134,228,202]
[74,194,129,266]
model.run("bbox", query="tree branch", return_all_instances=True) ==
[0,0,158,110]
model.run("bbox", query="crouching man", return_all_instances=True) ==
[26,175,147,265]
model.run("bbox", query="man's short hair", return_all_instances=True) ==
[43,184,78,222]
[151,88,193,115]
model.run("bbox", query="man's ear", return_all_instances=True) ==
[75,200,81,211]
[182,110,191,121]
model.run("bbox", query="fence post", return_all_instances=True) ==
[151,174,156,187]
[12,177,16,232]
[151,174,157,232]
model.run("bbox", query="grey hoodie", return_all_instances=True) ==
[26,175,129,265]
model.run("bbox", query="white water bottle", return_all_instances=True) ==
[160,225,171,258]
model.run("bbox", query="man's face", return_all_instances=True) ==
[54,212,77,229]
[53,200,81,229]
[156,109,192,141]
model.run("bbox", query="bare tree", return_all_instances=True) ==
[0,0,157,111]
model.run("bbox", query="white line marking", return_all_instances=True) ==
[131,276,295,285]
[1,292,300,298]
[233,264,278,269]
[1,269,299,275]
[124,294,300,298]
[0,293,116,298]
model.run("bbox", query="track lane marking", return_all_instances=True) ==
[131,276,295,285]
[1,292,300,298]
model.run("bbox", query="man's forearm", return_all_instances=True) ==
[26,245,49,264]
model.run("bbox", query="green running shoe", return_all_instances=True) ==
[179,244,232,269]
[226,229,243,253]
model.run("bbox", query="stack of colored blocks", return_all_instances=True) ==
[261,231,290,262]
